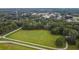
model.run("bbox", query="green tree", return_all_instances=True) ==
[55,37,65,48]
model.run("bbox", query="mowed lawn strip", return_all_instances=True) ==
[7,30,62,48]
[0,43,36,50]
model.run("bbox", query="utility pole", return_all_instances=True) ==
[16,9,19,21]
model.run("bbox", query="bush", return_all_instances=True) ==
[65,36,76,45]
[55,37,65,48]
[50,27,60,35]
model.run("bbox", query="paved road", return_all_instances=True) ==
[0,41,46,50]
[3,27,22,37]
[3,37,68,50]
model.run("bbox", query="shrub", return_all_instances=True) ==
[55,37,65,48]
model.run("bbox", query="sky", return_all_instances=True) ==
[0,0,79,8]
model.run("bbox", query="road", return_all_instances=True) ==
[3,37,68,50]
[0,41,46,50]
[0,27,68,50]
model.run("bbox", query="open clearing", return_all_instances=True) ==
[0,43,36,50]
[6,30,62,48]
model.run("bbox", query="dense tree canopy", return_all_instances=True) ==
[0,21,19,35]
[0,12,79,46]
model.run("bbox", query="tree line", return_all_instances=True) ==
[0,21,19,35]
[0,12,79,48]
[21,18,79,48]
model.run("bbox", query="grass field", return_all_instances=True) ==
[7,30,62,48]
[0,43,36,50]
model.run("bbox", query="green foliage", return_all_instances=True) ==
[65,36,76,45]
[0,21,18,35]
[7,30,62,48]
[21,18,79,46]
[55,37,65,48]
[1,12,79,49]
[77,42,79,49]
[50,27,60,34]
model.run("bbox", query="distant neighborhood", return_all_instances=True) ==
[21,12,79,22]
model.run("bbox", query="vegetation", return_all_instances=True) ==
[7,30,62,48]
[0,43,36,50]
[0,9,79,49]
[2,15,79,49]
[21,19,79,46]
[55,37,65,48]
[0,21,19,35]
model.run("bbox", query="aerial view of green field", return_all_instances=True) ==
[0,8,79,50]
[6,30,63,48]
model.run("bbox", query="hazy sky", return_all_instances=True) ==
[0,0,78,8]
